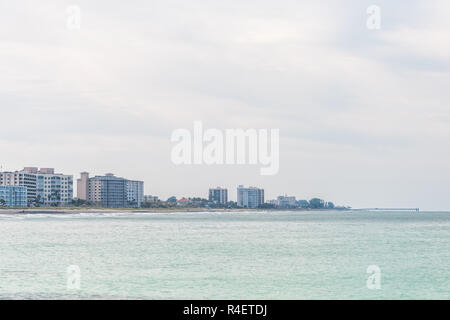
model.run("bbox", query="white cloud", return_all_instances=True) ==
[0,1,449,209]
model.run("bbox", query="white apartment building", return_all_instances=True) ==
[209,187,228,204]
[0,168,73,206]
[0,171,36,205]
[276,195,297,207]
[237,185,264,208]
[25,168,73,206]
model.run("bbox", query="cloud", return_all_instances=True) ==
[0,1,449,209]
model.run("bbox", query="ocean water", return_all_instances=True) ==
[0,210,448,300]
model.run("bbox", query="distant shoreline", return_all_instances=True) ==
[0,207,346,214]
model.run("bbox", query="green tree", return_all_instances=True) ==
[258,203,276,209]
[309,198,325,209]
[167,196,177,203]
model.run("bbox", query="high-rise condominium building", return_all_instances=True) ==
[79,172,144,208]
[0,186,27,207]
[209,187,228,204]
[237,185,264,208]
[127,180,144,208]
[88,173,127,208]
[76,172,89,201]
[0,167,73,206]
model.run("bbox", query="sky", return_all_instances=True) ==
[0,1,449,210]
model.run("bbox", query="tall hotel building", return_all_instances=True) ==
[209,187,228,204]
[0,167,73,206]
[77,172,144,208]
[237,185,264,208]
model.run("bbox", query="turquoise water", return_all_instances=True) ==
[0,210,448,299]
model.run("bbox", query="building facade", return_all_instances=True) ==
[209,187,228,204]
[28,168,73,206]
[0,167,72,206]
[127,180,144,208]
[237,185,264,208]
[144,195,159,202]
[276,195,296,207]
[0,171,36,205]
[76,172,89,201]
[87,174,127,208]
[0,186,27,207]
[80,173,144,208]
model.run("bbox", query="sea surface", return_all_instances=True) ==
[0,210,448,299]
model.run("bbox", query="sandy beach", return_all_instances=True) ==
[0,207,255,214]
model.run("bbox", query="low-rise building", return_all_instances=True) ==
[177,197,190,206]
[276,195,297,207]
[144,195,159,202]
[0,186,27,207]
[0,171,36,205]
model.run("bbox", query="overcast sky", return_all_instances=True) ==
[1,1,449,210]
